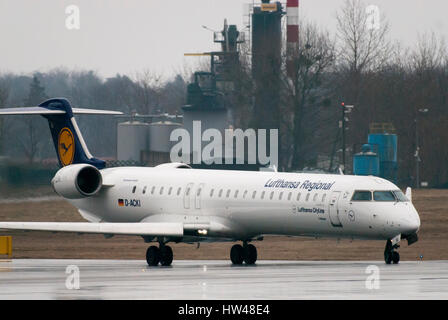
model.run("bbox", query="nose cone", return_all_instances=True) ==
[401,206,421,235]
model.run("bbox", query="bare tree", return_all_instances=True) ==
[134,69,165,115]
[336,0,390,75]
[283,22,335,170]
[20,74,48,163]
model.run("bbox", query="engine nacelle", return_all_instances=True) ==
[51,164,103,199]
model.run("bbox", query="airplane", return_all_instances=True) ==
[0,98,420,266]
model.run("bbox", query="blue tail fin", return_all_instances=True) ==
[0,98,122,169]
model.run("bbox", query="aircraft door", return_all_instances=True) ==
[329,191,343,227]
[184,183,194,209]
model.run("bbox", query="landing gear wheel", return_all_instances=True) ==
[243,244,257,265]
[392,251,400,264]
[384,239,400,265]
[160,245,173,266]
[230,244,244,265]
[146,246,160,266]
[384,251,392,264]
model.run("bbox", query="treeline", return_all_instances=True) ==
[244,0,448,187]
[0,0,447,188]
[0,70,187,162]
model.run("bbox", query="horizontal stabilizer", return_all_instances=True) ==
[0,222,183,237]
[0,107,65,115]
[72,108,123,115]
[0,107,122,115]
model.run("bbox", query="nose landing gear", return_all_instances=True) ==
[230,242,257,265]
[146,244,173,266]
[384,239,400,264]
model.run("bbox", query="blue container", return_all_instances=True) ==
[367,134,397,162]
[353,152,380,176]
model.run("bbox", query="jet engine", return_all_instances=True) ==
[51,164,103,199]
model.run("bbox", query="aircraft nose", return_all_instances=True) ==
[401,207,421,234]
[401,219,420,234]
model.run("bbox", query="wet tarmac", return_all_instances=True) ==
[0,259,446,299]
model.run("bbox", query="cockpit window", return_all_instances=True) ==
[373,191,396,201]
[351,191,372,201]
[392,190,410,202]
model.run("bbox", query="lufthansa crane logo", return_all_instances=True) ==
[58,127,75,166]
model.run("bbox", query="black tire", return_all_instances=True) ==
[146,246,160,266]
[160,246,173,266]
[392,251,400,264]
[230,244,244,265]
[384,251,392,264]
[243,244,257,265]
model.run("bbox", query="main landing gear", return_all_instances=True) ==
[230,242,257,265]
[384,239,400,264]
[146,244,173,266]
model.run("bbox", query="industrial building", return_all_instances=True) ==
[114,0,401,181]
[115,0,300,171]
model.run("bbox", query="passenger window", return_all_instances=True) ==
[279,192,283,200]
[210,189,214,197]
[261,191,265,199]
[313,194,318,202]
[197,188,201,196]
[219,189,223,197]
[288,192,292,201]
[322,194,327,202]
[151,186,155,195]
[243,190,248,198]
[177,187,181,196]
[186,187,190,196]
[306,193,310,201]
[142,186,147,194]
[270,191,274,200]
[160,187,164,195]
[352,191,372,201]
[226,189,231,198]
[168,187,172,195]
[234,190,239,198]
[296,193,301,201]
[132,186,136,193]
[252,191,257,199]
[373,191,396,201]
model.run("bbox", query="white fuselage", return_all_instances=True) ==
[69,167,421,242]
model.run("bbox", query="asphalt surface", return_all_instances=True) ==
[0,259,447,299]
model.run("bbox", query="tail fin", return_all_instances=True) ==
[0,98,122,169]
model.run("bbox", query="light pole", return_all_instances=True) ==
[415,108,428,188]
[340,102,354,174]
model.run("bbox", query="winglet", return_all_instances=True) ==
[405,187,412,202]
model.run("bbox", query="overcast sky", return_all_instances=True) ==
[0,0,447,79]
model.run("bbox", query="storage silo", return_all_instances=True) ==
[368,134,398,182]
[117,121,149,162]
[251,1,283,131]
[149,121,182,153]
[353,144,380,176]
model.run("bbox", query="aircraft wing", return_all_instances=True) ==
[0,222,183,237]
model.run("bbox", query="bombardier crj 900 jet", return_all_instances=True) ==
[0,98,420,266]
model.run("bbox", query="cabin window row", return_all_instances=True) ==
[132,185,328,203]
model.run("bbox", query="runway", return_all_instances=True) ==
[0,259,447,299]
